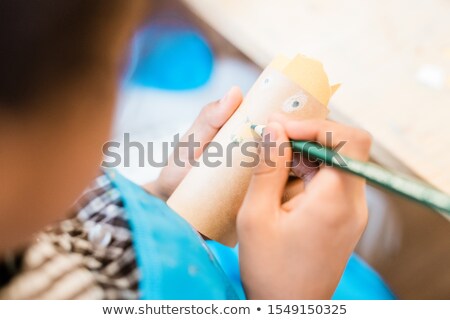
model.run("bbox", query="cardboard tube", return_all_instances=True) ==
[168,55,336,246]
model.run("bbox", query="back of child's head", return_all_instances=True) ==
[0,0,150,112]
[0,0,150,254]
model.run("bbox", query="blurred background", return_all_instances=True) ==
[113,0,450,299]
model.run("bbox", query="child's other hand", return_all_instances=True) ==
[237,119,372,299]
[144,87,243,200]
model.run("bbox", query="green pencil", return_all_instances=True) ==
[250,124,450,217]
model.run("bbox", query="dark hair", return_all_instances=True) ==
[0,0,138,110]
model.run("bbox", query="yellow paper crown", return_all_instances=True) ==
[270,54,339,106]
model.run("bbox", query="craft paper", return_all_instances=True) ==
[167,54,338,246]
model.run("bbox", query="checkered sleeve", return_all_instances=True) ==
[0,173,140,299]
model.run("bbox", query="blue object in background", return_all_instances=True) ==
[128,23,214,90]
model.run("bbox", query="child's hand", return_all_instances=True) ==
[237,119,372,299]
[144,87,243,200]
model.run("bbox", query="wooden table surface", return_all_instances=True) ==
[182,0,450,197]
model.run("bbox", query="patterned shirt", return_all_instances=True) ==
[0,173,140,299]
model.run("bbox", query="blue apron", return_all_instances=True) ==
[108,170,394,300]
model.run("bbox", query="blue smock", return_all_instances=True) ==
[108,170,394,300]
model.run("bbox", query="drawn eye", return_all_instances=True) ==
[263,77,271,86]
[283,92,308,113]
